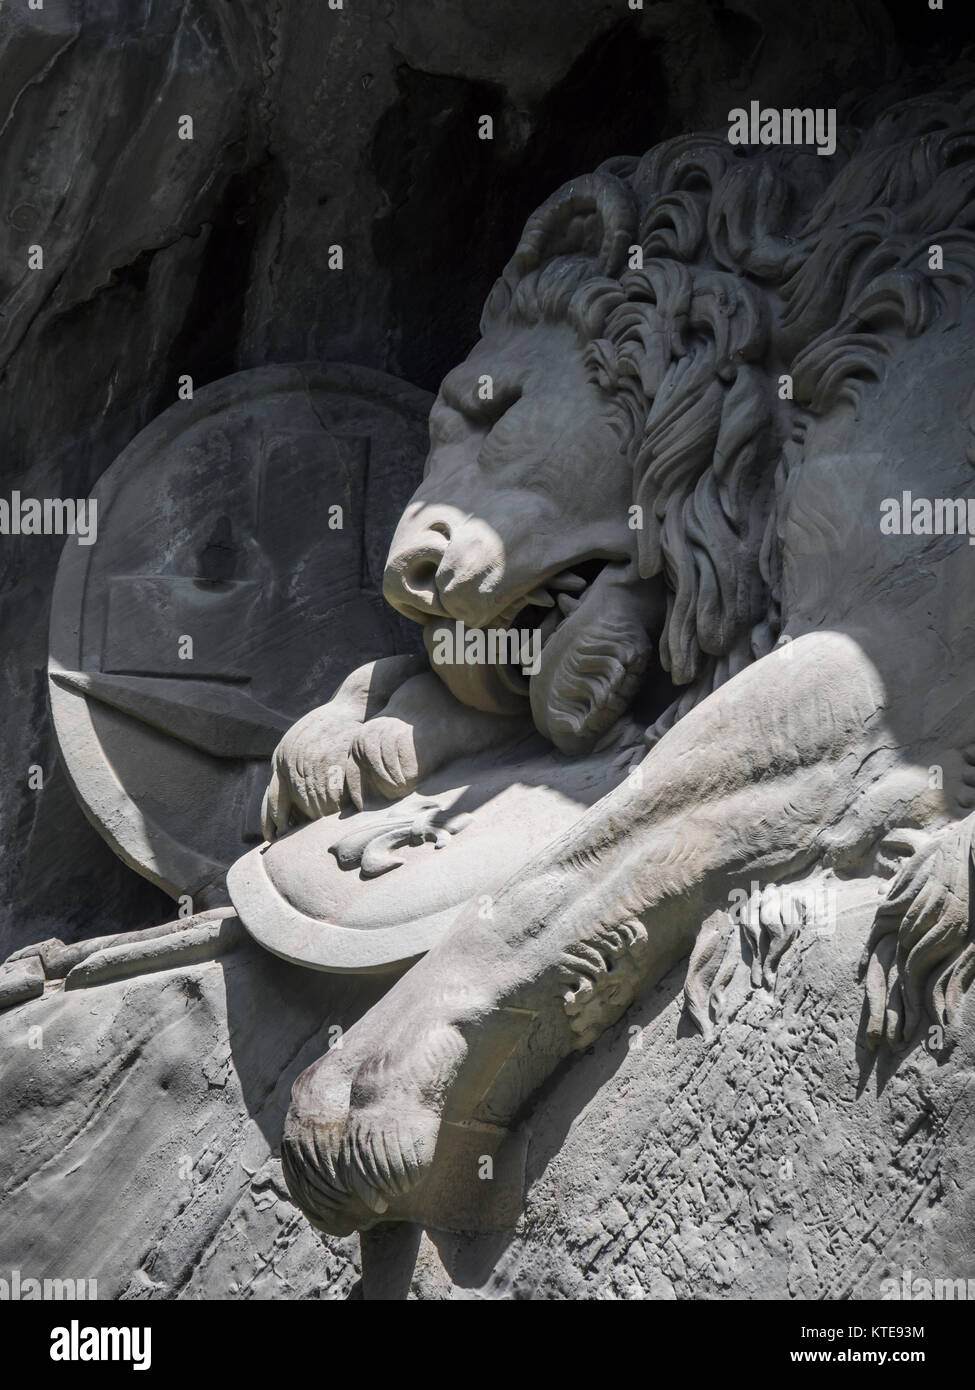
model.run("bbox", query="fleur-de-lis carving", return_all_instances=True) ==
[329,804,473,879]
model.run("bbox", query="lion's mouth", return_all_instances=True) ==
[421,559,614,717]
[490,558,609,697]
[423,558,659,751]
[420,553,659,756]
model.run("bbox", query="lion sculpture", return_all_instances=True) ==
[269,81,975,1236]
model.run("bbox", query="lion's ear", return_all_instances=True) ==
[512,172,638,279]
[483,173,637,326]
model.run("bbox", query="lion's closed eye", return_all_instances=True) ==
[428,401,469,446]
[474,383,523,430]
[432,381,523,444]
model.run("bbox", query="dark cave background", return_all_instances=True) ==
[0,0,969,956]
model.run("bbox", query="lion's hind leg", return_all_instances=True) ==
[862,821,975,1054]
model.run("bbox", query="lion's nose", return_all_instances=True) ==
[383,527,450,618]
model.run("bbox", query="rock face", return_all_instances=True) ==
[469,882,975,1302]
[2,874,972,1299]
[3,0,975,1304]
[0,936,377,1299]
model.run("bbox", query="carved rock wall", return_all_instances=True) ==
[0,0,954,957]
[3,871,971,1299]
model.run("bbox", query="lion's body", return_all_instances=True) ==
[276,83,975,1235]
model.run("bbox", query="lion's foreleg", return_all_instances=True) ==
[345,669,535,803]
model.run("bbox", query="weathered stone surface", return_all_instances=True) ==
[0,954,44,1011]
[449,881,975,1301]
[0,937,384,1299]
[2,871,971,1298]
[63,912,242,990]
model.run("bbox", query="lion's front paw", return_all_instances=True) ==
[281,1083,441,1237]
[281,1012,466,1235]
[262,708,364,836]
[345,716,420,808]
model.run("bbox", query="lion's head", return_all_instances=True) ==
[383,79,975,760]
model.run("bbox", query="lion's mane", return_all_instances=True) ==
[481,78,975,741]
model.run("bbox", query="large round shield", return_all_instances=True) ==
[48,363,431,905]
